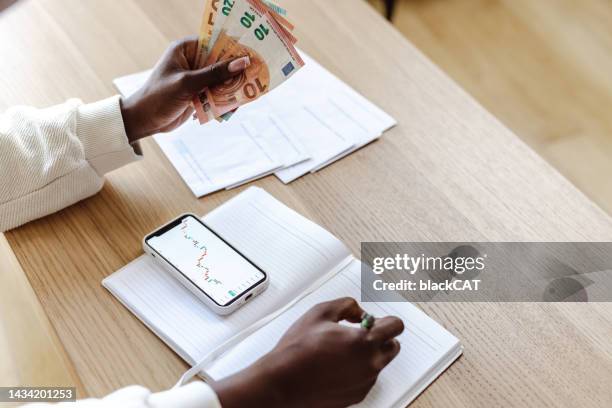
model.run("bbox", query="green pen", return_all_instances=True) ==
[360,312,375,330]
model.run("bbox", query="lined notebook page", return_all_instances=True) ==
[203,187,350,276]
[206,260,462,408]
[103,187,351,364]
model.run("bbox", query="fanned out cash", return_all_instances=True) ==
[193,0,304,124]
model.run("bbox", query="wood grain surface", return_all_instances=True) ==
[1,0,611,406]
[380,0,612,217]
[0,234,80,398]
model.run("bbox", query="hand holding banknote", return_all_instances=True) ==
[192,0,303,123]
[120,37,249,142]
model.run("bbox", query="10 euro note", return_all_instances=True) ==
[193,0,303,124]
[192,0,296,121]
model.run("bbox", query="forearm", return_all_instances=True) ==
[120,94,156,143]
[0,96,140,232]
[212,353,285,408]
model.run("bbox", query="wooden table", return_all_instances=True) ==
[1,0,611,406]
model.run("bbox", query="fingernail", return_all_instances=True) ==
[228,56,251,73]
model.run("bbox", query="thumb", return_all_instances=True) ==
[314,297,365,323]
[184,56,250,92]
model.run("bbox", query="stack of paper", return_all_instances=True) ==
[114,52,396,197]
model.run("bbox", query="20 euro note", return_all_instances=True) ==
[194,1,304,123]
[207,0,294,57]
[193,0,218,70]
[192,0,298,122]
[195,0,261,123]
[194,0,292,71]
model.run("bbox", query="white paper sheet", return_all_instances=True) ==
[240,113,309,169]
[273,102,356,183]
[112,51,397,195]
[266,52,397,180]
[155,120,281,197]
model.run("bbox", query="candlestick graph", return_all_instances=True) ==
[180,221,222,285]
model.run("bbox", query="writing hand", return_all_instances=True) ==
[212,298,404,408]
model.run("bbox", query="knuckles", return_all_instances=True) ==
[313,297,359,319]
[339,296,359,309]
[310,300,335,318]
[309,302,330,317]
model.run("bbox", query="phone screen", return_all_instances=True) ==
[146,215,266,307]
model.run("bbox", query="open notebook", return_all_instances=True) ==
[103,188,462,407]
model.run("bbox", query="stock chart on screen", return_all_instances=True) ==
[148,216,265,305]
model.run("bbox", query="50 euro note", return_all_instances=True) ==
[194,0,304,124]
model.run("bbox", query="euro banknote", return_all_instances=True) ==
[193,0,303,124]
[262,0,287,16]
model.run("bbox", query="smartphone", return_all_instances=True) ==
[143,214,269,315]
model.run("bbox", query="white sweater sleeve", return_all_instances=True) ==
[0,96,141,232]
[24,382,222,408]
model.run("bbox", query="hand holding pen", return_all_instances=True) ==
[212,297,404,408]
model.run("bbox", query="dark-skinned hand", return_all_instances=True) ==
[120,36,249,142]
[212,297,405,408]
